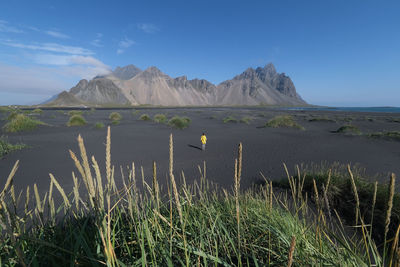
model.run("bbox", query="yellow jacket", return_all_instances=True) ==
[201,135,207,144]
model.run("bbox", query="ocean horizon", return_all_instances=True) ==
[284,106,400,113]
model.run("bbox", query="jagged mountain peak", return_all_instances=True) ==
[113,64,141,80]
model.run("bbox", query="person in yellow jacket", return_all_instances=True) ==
[201,133,207,151]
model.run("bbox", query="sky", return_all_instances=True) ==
[0,0,399,106]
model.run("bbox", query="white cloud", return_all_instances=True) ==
[32,54,111,79]
[45,30,70,39]
[137,23,159,33]
[0,63,67,95]
[117,37,135,54]
[0,20,23,33]
[1,40,93,55]
[119,38,135,48]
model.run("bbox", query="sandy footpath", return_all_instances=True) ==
[1,107,400,196]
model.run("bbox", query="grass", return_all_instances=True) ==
[94,122,105,129]
[109,112,122,122]
[67,114,87,126]
[240,116,252,124]
[32,108,43,115]
[388,117,400,123]
[139,114,151,121]
[132,109,141,116]
[335,124,361,135]
[68,110,83,116]
[265,115,305,130]
[168,116,191,129]
[0,136,26,158]
[223,116,237,123]
[0,130,399,266]
[153,113,167,123]
[274,162,399,247]
[3,113,45,133]
[368,131,400,141]
[308,116,335,122]
[0,106,13,113]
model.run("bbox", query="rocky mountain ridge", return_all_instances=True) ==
[48,63,306,106]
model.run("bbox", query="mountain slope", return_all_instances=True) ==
[47,63,307,106]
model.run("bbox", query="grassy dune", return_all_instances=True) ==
[0,128,399,266]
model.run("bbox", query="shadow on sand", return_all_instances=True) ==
[188,144,202,151]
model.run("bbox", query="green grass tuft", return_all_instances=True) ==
[94,122,104,129]
[32,108,43,115]
[168,116,191,129]
[335,125,361,135]
[3,113,45,132]
[139,114,151,121]
[223,116,237,123]
[109,112,122,122]
[308,116,335,122]
[67,114,87,127]
[240,116,252,124]
[265,115,305,130]
[0,136,26,158]
[368,131,400,141]
[68,110,83,116]
[153,113,167,123]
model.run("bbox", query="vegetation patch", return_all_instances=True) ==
[111,120,120,125]
[132,109,141,116]
[265,115,305,130]
[240,116,252,124]
[0,136,26,158]
[387,117,400,123]
[94,122,104,129]
[139,114,151,121]
[32,108,43,115]
[223,116,237,123]
[154,113,167,123]
[274,163,399,246]
[68,110,83,116]
[168,116,191,129]
[0,106,13,113]
[109,112,122,122]
[334,125,361,135]
[368,131,400,141]
[0,134,397,265]
[67,114,87,127]
[3,113,45,133]
[308,116,335,122]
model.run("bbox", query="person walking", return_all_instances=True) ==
[201,133,207,151]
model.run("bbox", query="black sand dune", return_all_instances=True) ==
[1,107,400,197]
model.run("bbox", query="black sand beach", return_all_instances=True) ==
[1,107,400,196]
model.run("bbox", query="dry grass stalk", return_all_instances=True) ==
[234,157,241,262]
[347,164,360,226]
[313,179,319,210]
[78,135,95,200]
[322,184,332,221]
[169,134,183,224]
[384,173,396,258]
[92,156,104,209]
[49,173,70,209]
[72,172,80,211]
[24,186,30,214]
[106,126,111,188]
[371,181,378,229]
[0,160,19,200]
[33,183,43,215]
[390,224,400,266]
[287,235,296,267]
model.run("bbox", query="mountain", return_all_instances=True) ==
[45,91,85,106]
[112,64,142,80]
[47,63,307,106]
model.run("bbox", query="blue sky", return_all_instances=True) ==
[0,0,399,106]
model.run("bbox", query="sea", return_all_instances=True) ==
[283,107,400,113]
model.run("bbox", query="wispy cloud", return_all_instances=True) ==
[0,20,23,33]
[45,30,70,39]
[117,37,135,54]
[90,33,103,47]
[137,23,159,34]
[1,40,93,55]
